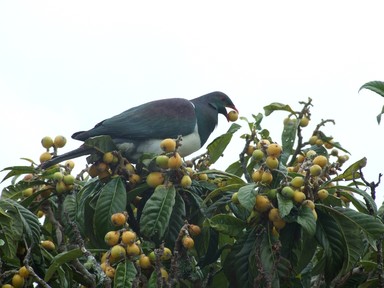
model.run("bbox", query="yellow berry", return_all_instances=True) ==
[111,212,127,226]
[265,156,279,170]
[188,224,201,236]
[261,170,273,184]
[156,155,170,169]
[18,266,29,278]
[180,175,192,188]
[318,189,329,200]
[309,164,322,177]
[126,243,141,256]
[266,143,282,158]
[41,240,55,251]
[299,116,309,127]
[53,135,67,148]
[103,152,114,164]
[104,231,120,246]
[138,254,152,269]
[313,155,328,168]
[12,274,24,288]
[39,152,52,163]
[161,247,172,261]
[168,152,183,169]
[290,176,304,188]
[41,136,54,149]
[160,138,177,152]
[254,195,271,213]
[121,230,136,245]
[146,172,165,188]
[251,170,263,183]
[293,190,306,203]
[227,110,239,122]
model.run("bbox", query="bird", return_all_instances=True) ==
[40,91,238,169]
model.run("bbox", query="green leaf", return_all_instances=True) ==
[140,185,176,239]
[164,191,186,248]
[0,201,23,258]
[281,118,298,165]
[264,102,295,116]
[237,184,257,212]
[94,177,127,247]
[45,248,83,282]
[332,157,366,181]
[207,123,241,164]
[277,192,294,218]
[359,80,384,97]
[114,260,137,288]
[259,231,280,287]
[296,206,316,236]
[84,135,117,153]
[203,183,243,204]
[208,214,246,237]
[1,166,36,183]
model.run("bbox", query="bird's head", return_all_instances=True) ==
[205,91,238,121]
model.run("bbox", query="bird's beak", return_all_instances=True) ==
[225,105,239,121]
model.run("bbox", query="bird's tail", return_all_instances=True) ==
[40,145,94,169]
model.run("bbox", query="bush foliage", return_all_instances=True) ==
[1,98,383,288]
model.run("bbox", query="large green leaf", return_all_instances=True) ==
[0,200,23,258]
[1,166,36,183]
[259,231,280,287]
[277,192,294,218]
[114,260,137,288]
[164,191,186,248]
[12,199,41,246]
[207,123,241,164]
[140,184,176,239]
[296,206,316,236]
[208,214,246,237]
[264,102,295,116]
[359,80,384,97]
[94,177,127,247]
[237,184,257,212]
[45,248,83,282]
[281,118,298,165]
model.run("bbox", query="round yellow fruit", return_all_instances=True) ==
[161,247,172,261]
[317,189,329,200]
[146,172,165,188]
[188,224,201,236]
[309,135,318,145]
[302,200,315,210]
[312,155,328,168]
[268,208,281,222]
[266,143,282,158]
[160,138,177,152]
[110,244,126,261]
[265,156,279,170]
[309,164,322,177]
[296,154,305,163]
[273,218,286,230]
[39,152,52,163]
[160,267,169,281]
[257,139,271,149]
[55,181,67,194]
[299,116,309,127]
[18,266,29,278]
[121,230,136,245]
[227,110,239,122]
[63,174,75,185]
[180,175,192,188]
[261,170,273,184]
[126,243,141,256]
[104,231,120,246]
[254,195,271,213]
[53,135,67,148]
[281,186,294,199]
[65,160,75,170]
[293,190,306,203]
[103,152,114,164]
[129,174,141,185]
[156,155,170,169]
[306,150,317,158]
[252,149,264,161]
[251,170,263,183]
[231,192,240,204]
[41,240,55,251]
[22,188,34,197]
[290,176,304,188]
[41,136,54,149]
[111,212,127,226]
[198,173,208,181]
[2,284,14,288]
[182,236,195,249]
[138,254,152,269]
[105,266,115,278]
[168,152,183,169]
[12,274,24,288]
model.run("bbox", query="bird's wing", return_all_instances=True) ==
[73,98,197,141]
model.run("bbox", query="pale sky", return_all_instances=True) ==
[1,1,383,203]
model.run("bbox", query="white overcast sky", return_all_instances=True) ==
[1,1,384,203]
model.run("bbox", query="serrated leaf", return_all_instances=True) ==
[264,102,295,116]
[140,185,176,239]
[94,177,127,247]
[277,193,294,218]
[207,123,241,164]
[208,214,246,237]
[114,260,137,288]
[45,248,83,282]
[359,80,384,97]
[237,184,257,212]
[0,201,22,258]
[296,206,316,236]
[281,118,298,165]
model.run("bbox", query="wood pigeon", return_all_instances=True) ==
[41,91,238,169]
